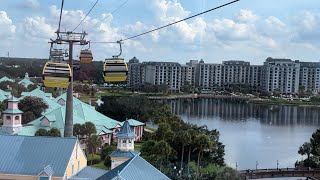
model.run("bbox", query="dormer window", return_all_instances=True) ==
[122,140,126,143]
[15,116,19,120]
[6,116,11,120]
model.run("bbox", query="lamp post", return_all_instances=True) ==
[277,160,279,170]
[256,161,258,170]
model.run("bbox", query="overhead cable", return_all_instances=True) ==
[89,0,130,30]
[89,0,239,44]
[72,0,100,32]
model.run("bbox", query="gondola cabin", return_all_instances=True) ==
[103,58,128,83]
[42,62,72,88]
[79,50,93,63]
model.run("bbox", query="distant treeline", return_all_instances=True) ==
[0,57,104,84]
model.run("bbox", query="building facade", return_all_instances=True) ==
[127,57,320,94]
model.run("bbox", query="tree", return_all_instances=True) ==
[153,140,171,170]
[48,127,61,137]
[87,135,102,165]
[141,140,158,157]
[176,130,191,176]
[22,111,36,124]
[73,123,84,138]
[27,84,38,91]
[310,129,320,156]
[298,142,312,160]
[195,134,212,176]
[0,101,6,113]
[83,122,97,137]
[0,81,27,97]
[35,129,49,136]
[19,96,48,118]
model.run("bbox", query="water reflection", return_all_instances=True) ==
[165,99,320,170]
[169,99,320,126]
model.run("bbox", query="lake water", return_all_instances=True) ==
[168,98,320,171]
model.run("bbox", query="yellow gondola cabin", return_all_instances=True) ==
[103,58,128,83]
[79,50,93,63]
[42,62,72,88]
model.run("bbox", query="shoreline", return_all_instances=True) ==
[145,93,320,107]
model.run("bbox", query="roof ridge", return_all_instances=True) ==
[135,155,169,177]
[119,155,139,175]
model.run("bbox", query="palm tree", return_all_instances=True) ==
[87,135,102,165]
[195,134,212,177]
[177,130,191,176]
[153,140,171,171]
[187,129,197,176]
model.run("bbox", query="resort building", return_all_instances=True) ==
[0,88,145,146]
[0,135,87,180]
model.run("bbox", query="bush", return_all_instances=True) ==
[101,145,116,160]
[87,154,101,165]
[104,156,112,168]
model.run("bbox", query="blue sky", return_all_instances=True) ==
[0,0,319,64]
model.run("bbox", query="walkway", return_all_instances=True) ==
[239,168,320,179]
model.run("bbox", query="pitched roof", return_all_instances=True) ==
[21,88,52,99]
[2,109,23,114]
[121,119,145,126]
[18,78,34,87]
[97,155,170,180]
[0,76,14,82]
[68,166,108,180]
[0,135,78,177]
[7,96,19,102]
[116,121,136,139]
[109,150,140,158]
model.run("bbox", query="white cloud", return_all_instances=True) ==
[23,16,55,40]
[294,11,320,42]
[237,9,259,23]
[0,11,16,39]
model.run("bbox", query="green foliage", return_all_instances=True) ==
[73,122,97,138]
[34,128,61,137]
[310,96,320,102]
[35,128,49,136]
[87,154,101,165]
[27,84,38,91]
[141,140,158,156]
[0,81,27,97]
[0,101,6,113]
[101,145,116,160]
[22,111,36,124]
[310,129,320,156]
[298,142,312,160]
[140,83,168,94]
[49,127,61,137]
[19,96,48,118]
[98,95,158,122]
[87,135,102,154]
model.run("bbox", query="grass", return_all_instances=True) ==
[134,142,143,152]
[145,126,157,132]
[92,161,109,170]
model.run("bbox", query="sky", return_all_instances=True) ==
[0,0,319,65]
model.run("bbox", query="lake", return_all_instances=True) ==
[168,98,320,171]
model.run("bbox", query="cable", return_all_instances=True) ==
[121,0,239,41]
[72,0,100,32]
[89,0,130,30]
[57,0,65,33]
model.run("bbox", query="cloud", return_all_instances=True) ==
[0,11,16,39]
[293,11,320,42]
[237,9,259,23]
[23,16,55,40]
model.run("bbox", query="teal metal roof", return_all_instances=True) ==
[2,109,23,114]
[109,150,139,158]
[116,121,136,139]
[97,155,170,180]
[68,166,108,180]
[7,96,19,102]
[0,135,78,177]
[0,89,11,102]
[0,76,14,82]
[121,119,145,126]
[18,79,34,87]
[21,88,52,99]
